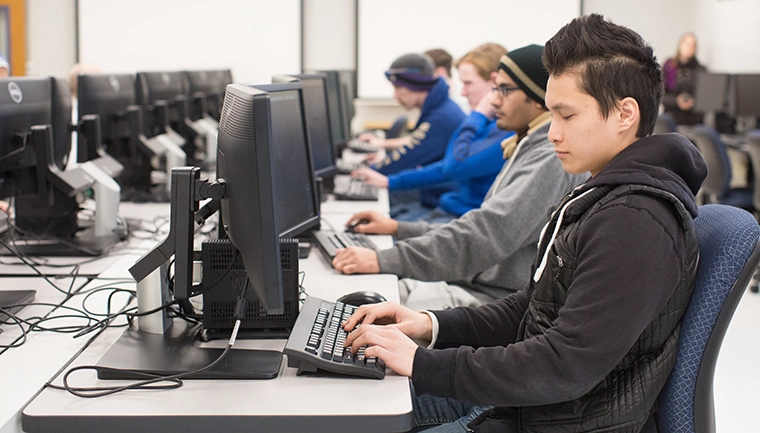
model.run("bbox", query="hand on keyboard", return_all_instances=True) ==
[343,302,432,378]
[332,246,380,275]
[350,167,388,188]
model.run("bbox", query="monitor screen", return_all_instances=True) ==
[693,72,729,113]
[733,74,760,117]
[251,83,320,239]
[272,74,337,178]
[217,83,284,314]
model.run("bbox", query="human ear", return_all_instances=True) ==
[617,97,640,133]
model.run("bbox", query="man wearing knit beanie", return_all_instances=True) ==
[333,44,586,311]
[354,52,465,211]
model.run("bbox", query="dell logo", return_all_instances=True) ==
[109,75,121,93]
[8,82,22,104]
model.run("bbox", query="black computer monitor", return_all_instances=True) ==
[78,73,136,161]
[318,70,350,148]
[50,77,72,171]
[135,71,187,137]
[731,74,760,117]
[217,83,285,314]
[0,77,53,199]
[250,83,321,239]
[0,77,97,253]
[78,73,158,194]
[183,69,232,121]
[272,74,338,178]
[694,71,729,113]
[338,69,357,122]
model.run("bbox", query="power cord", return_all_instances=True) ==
[51,279,250,398]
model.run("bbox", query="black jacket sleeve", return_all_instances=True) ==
[411,195,685,407]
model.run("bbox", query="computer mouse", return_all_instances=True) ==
[336,290,387,307]
[345,219,370,233]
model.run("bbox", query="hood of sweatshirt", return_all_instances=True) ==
[419,77,451,118]
[579,132,707,218]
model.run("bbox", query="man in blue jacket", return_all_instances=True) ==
[354,43,513,223]
[362,53,465,209]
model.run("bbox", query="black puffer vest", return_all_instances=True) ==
[513,184,699,433]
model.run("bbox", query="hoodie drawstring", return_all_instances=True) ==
[533,188,597,283]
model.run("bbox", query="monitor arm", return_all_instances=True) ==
[129,166,225,314]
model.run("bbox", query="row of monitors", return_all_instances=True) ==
[218,75,349,313]
[693,72,760,117]
[0,70,350,313]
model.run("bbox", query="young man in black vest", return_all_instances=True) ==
[341,15,707,433]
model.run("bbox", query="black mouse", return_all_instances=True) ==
[345,219,370,233]
[337,290,387,307]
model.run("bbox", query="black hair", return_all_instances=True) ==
[543,14,663,137]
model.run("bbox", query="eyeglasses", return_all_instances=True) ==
[492,85,521,97]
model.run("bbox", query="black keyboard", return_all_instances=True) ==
[332,176,379,201]
[312,230,378,263]
[284,296,385,379]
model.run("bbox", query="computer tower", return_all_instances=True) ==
[200,238,299,339]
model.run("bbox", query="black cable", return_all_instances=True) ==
[0,307,28,349]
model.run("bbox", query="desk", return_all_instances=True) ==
[19,196,412,433]
[0,202,170,278]
[0,278,90,433]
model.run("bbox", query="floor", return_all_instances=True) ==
[713,287,759,431]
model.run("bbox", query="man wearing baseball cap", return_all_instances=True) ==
[358,53,465,207]
[333,45,587,312]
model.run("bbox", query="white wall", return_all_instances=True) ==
[22,1,760,86]
[691,0,760,72]
[357,0,581,99]
[302,0,355,70]
[583,0,694,65]
[26,0,77,78]
[77,0,301,85]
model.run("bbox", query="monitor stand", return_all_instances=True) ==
[95,320,283,380]
[98,167,283,380]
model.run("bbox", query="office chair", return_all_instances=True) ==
[679,125,753,208]
[655,112,678,134]
[742,130,760,292]
[656,204,760,433]
[385,115,409,139]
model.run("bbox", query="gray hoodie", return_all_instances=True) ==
[377,122,588,301]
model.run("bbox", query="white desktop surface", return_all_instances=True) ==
[20,215,413,433]
[0,202,170,278]
[0,278,90,433]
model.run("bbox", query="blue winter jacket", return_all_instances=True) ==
[372,78,465,176]
[387,111,513,216]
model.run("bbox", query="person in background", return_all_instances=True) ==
[425,47,469,113]
[341,15,707,432]
[662,32,705,125]
[425,48,453,83]
[360,53,465,209]
[334,44,587,310]
[0,54,9,77]
[352,43,513,223]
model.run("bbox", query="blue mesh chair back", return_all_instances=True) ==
[656,204,760,433]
